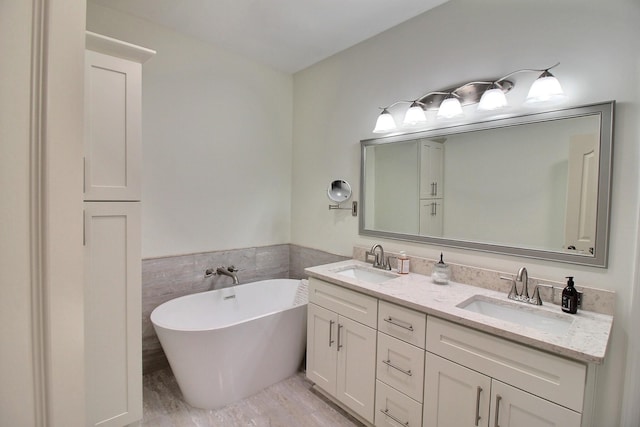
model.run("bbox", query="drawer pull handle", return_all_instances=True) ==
[328,320,335,347]
[475,386,482,426]
[383,316,414,331]
[494,394,502,427]
[380,409,409,426]
[337,324,343,351]
[382,359,412,376]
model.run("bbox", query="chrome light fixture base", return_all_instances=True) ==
[418,80,513,110]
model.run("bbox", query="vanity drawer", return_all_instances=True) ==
[378,300,426,349]
[426,316,586,412]
[308,277,378,327]
[377,332,425,402]
[375,380,422,427]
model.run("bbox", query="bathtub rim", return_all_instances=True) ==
[150,278,306,332]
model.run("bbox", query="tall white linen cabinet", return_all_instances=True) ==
[84,32,155,427]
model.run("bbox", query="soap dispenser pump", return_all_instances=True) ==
[562,276,578,314]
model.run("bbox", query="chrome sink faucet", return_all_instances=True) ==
[500,267,543,305]
[366,244,391,270]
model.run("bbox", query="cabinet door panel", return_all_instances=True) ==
[306,303,338,396]
[490,380,581,427]
[424,353,491,427]
[337,316,377,423]
[84,202,141,426]
[85,50,141,201]
[420,140,444,199]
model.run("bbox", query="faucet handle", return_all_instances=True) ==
[529,286,543,306]
[228,265,239,272]
[365,251,377,265]
[500,276,519,300]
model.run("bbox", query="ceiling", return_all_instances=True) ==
[89,0,449,73]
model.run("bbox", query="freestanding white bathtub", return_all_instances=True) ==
[151,278,308,409]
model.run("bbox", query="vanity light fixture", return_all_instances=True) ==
[373,107,398,133]
[403,101,428,125]
[436,94,464,119]
[525,68,565,103]
[477,82,509,111]
[373,63,565,133]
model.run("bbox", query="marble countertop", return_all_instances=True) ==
[305,260,613,364]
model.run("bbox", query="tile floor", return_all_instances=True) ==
[142,367,363,426]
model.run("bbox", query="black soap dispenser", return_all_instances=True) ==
[562,276,578,314]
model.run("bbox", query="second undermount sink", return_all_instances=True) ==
[458,295,574,335]
[334,265,398,284]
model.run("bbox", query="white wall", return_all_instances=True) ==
[87,3,294,258]
[291,0,640,425]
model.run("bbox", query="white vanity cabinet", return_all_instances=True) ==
[84,32,154,427]
[307,278,378,423]
[424,317,585,427]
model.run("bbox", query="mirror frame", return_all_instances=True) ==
[359,101,614,267]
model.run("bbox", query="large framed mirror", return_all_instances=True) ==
[360,101,614,267]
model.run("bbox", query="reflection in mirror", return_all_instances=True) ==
[360,102,614,267]
[328,180,352,203]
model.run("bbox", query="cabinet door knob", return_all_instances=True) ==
[494,394,502,427]
[337,324,343,351]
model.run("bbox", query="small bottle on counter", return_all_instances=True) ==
[562,276,578,314]
[432,253,450,285]
[397,251,410,274]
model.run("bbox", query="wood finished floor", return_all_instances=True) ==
[143,367,364,426]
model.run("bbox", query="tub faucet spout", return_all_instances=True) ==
[216,265,240,285]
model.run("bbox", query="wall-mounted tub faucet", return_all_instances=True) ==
[216,265,240,285]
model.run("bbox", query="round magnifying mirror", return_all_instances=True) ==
[327,180,352,203]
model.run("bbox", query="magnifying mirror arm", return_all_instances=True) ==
[329,201,358,216]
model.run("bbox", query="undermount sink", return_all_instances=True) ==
[335,265,398,284]
[458,295,574,334]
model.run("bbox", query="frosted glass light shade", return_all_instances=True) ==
[373,109,396,133]
[525,71,565,103]
[478,87,509,111]
[437,96,463,119]
[403,102,427,125]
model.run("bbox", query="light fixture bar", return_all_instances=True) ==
[372,63,564,133]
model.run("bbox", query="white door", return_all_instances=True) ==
[564,133,599,255]
[490,380,581,427]
[424,353,491,427]
[84,202,142,427]
[336,316,377,424]
[84,50,142,201]
[306,303,338,396]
